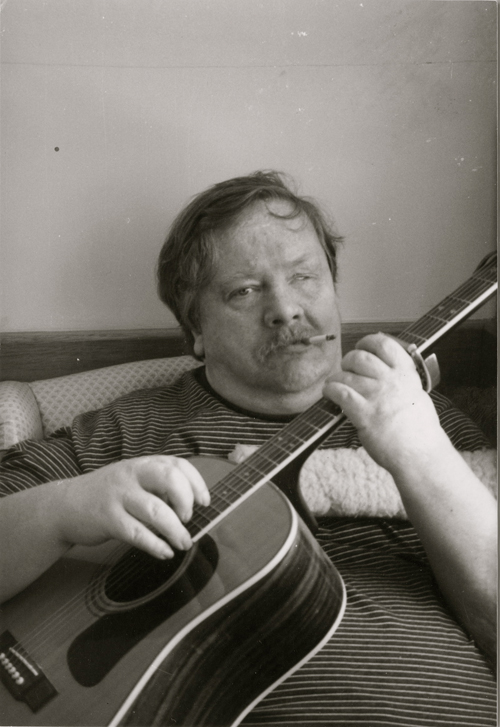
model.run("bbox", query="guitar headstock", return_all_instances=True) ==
[475,250,497,274]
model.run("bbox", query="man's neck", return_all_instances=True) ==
[204,367,325,416]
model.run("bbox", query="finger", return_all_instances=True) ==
[113,510,178,560]
[326,369,379,398]
[136,458,199,522]
[323,379,368,411]
[175,458,211,506]
[140,456,210,510]
[124,488,192,551]
[342,348,388,379]
[355,333,410,369]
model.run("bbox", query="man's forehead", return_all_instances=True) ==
[209,203,325,283]
[233,198,310,232]
[221,199,314,243]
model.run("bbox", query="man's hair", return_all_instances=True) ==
[157,170,343,354]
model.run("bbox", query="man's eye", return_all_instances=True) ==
[232,287,254,298]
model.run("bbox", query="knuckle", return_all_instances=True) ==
[119,459,139,479]
[127,522,146,549]
[148,498,165,523]
[162,456,180,475]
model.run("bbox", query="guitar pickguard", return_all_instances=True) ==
[67,535,218,687]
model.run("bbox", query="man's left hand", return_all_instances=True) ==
[322,333,448,475]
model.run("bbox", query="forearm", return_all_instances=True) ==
[323,334,497,664]
[0,482,72,603]
[388,434,497,663]
[0,456,210,604]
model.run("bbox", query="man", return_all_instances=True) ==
[0,171,496,724]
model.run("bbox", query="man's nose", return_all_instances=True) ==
[263,284,303,328]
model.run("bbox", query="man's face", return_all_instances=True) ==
[192,200,342,414]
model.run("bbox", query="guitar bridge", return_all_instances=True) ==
[0,630,57,713]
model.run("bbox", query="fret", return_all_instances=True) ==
[259,431,304,456]
[226,461,271,489]
[196,504,223,522]
[431,293,475,316]
[210,489,236,507]
[245,447,294,472]
[425,312,453,325]
[456,280,489,304]
[474,266,497,283]
[188,511,214,537]
[397,328,427,346]
[219,472,252,496]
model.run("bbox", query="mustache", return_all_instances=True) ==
[257,327,318,360]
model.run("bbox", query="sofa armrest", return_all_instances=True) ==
[0,381,44,450]
[0,356,201,451]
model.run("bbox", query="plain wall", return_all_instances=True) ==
[0,0,496,333]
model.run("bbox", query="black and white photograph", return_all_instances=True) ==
[0,1,497,725]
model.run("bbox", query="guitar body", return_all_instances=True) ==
[0,457,346,727]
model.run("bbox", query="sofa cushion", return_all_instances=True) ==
[0,356,200,449]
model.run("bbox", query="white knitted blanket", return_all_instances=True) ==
[228,444,497,519]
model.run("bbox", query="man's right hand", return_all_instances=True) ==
[56,456,211,559]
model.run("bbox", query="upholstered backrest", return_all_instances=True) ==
[0,356,201,450]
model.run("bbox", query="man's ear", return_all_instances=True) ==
[192,330,204,358]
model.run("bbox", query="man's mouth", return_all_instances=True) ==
[257,329,319,360]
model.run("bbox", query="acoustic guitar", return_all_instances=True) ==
[0,252,496,727]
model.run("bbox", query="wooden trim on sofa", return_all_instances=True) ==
[0,329,186,382]
[0,320,496,388]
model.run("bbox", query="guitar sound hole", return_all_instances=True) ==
[68,536,219,687]
[104,547,187,603]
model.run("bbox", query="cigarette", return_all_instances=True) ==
[301,333,336,345]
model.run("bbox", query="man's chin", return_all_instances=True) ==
[261,354,331,394]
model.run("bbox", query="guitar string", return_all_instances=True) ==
[16,541,132,656]
[401,275,494,341]
[411,270,494,325]
[11,261,496,662]
[400,284,495,344]
[408,289,485,338]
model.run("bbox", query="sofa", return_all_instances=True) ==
[0,356,201,454]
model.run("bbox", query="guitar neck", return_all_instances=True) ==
[188,253,497,541]
[189,396,345,541]
[397,252,497,354]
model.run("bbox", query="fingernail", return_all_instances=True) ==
[181,533,192,550]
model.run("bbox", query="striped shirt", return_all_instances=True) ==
[0,368,496,725]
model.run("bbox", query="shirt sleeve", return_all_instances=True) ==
[0,428,82,496]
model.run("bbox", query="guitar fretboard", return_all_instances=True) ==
[188,253,497,542]
[398,255,497,353]
[188,396,343,540]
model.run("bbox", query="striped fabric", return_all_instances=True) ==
[0,368,496,725]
